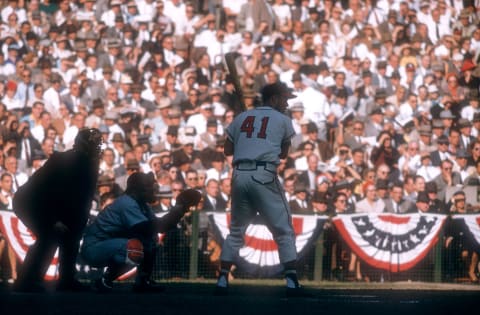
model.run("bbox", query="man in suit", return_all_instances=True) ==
[61,81,89,114]
[377,10,398,43]
[433,159,462,202]
[97,39,122,69]
[364,107,384,138]
[202,179,227,212]
[16,122,42,170]
[352,147,368,175]
[297,154,319,194]
[384,182,416,214]
[344,120,366,151]
[304,122,334,162]
[236,0,276,34]
[105,15,125,40]
[289,183,311,215]
[425,181,446,213]
[458,118,475,152]
[91,65,114,101]
[371,61,393,95]
[127,84,156,114]
[430,135,452,167]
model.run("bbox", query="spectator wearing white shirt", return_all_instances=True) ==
[355,182,385,213]
[399,140,422,176]
[207,29,234,67]
[187,103,223,140]
[100,0,123,28]
[42,73,64,119]
[136,0,157,21]
[461,91,480,121]
[1,0,27,24]
[289,102,305,135]
[162,35,183,67]
[294,141,316,172]
[62,112,86,150]
[2,81,22,112]
[4,156,28,193]
[416,153,441,183]
[193,19,217,50]
[397,93,419,121]
[174,2,208,39]
[163,0,186,22]
[427,7,450,44]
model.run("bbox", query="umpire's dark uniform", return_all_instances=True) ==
[13,129,100,292]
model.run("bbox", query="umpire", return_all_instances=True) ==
[13,128,103,292]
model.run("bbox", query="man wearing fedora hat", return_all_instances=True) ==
[288,183,311,215]
[115,158,140,192]
[152,185,173,213]
[457,118,475,151]
[454,148,476,182]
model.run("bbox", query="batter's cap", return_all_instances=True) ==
[260,82,295,103]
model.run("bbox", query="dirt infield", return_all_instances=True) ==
[1,281,479,315]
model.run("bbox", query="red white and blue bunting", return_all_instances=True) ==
[209,213,327,277]
[0,210,59,280]
[332,213,447,272]
[4,210,480,279]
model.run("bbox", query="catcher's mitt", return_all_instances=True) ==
[176,189,202,209]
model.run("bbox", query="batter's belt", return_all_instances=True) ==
[234,161,277,172]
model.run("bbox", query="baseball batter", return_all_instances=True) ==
[215,82,304,297]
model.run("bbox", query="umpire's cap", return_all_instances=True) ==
[74,128,103,158]
[261,82,295,104]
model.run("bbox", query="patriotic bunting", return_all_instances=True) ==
[0,210,59,280]
[332,213,446,272]
[4,210,480,279]
[209,213,327,277]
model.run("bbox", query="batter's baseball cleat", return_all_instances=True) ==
[94,277,113,293]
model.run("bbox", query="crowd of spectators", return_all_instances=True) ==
[0,0,480,284]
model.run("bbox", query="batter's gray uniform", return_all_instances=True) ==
[220,106,297,264]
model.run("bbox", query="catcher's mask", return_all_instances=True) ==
[74,128,103,158]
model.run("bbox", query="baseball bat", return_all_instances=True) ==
[224,52,246,114]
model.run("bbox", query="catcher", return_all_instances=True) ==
[81,172,201,292]
[13,128,102,292]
